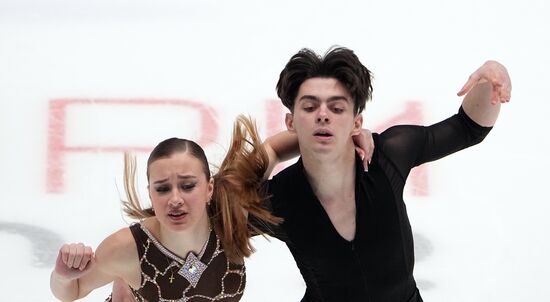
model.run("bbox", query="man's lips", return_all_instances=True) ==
[314,129,333,138]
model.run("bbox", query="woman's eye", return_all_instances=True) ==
[155,186,170,193]
[181,184,196,191]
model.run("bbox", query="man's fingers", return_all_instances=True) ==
[492,78,512,103]
[457,75,479,96]
[459,60,511,104]
[457,81,472,96]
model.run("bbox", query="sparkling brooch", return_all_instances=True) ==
[178,251,207,287]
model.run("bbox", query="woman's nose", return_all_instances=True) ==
[169,191,184,207]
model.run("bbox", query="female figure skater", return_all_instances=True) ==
[51,116,283,302]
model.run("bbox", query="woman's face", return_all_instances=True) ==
[148,151,213,232]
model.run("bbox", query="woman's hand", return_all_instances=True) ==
[353,128,374,171]
[54,243,96,280]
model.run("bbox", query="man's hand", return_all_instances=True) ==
[457,60,512,105]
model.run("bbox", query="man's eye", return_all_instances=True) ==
[303,106,315,112]
[333,107,344,113]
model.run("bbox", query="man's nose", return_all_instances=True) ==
[316,106,329,123]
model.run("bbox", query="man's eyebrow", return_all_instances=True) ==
[298,95,320,102]
[327,96,350,103]
[298,95,350,102]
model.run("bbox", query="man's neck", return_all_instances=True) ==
[301,147,357,204]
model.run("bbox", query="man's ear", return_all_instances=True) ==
[285,113,296,133]
[351,114,363,135]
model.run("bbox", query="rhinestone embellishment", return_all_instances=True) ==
[129,223,246,301]
[178,252,207,287]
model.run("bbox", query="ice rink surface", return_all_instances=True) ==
[1,0,549,301]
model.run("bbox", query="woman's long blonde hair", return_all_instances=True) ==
[121,115,281,263]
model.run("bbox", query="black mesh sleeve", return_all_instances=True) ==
[378,106,493,180]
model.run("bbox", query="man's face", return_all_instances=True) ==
[285,77,362,156]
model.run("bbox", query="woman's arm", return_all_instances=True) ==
[111,278,137,302]
[263,128,374,177]
[262,130,299,179]
[50,228,137,301]
[50,243,115,301]
[50,243,97,301]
